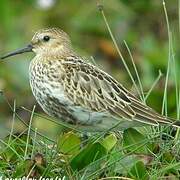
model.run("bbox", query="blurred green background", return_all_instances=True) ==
[0,0,179,138]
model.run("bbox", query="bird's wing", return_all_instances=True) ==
[61,58,171,126]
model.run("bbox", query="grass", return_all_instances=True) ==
[0,1,180,179]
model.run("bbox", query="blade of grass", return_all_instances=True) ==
[90,56,98,66]
[144,70,163,101]
[161,0,172,116]
[0,139,22,160]
[171,39,180,141]
[24,105,36,160]
[178,90,180,120]
[175,90,180,140]
[123,40,145,102]
[162,0,180,142]
[171,53,179,118]
[151,162,180,179]
[31,127,37,159]
[8,100,16,144]
[174,0,180,141]
[26,164,36,179]
[179,0,180,36]
[97,3,143,101]
[1,129,30,155]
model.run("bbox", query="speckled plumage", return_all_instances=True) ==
[2,28,180,131]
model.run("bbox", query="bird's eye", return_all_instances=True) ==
[43,36,50,42]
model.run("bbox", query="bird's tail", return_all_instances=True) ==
[130,99,180,128]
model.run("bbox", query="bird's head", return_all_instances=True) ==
[1,28,73,59]
[31,28,72,55]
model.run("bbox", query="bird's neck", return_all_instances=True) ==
[33,43,76,59]
[32,49,77,65]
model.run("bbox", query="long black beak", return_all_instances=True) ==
[1,44,33,59]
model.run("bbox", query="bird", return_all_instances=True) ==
[1,28,179,132]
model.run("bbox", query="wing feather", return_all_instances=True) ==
[61,58,175,126]
[62,59,135,120]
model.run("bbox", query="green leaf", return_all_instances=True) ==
[101,133,117,151]
[13,159,33,177]
[128,161,148,180]
[113,154,140,174]
[57,132,81,155]
[123,128,153,154]
[70,142,107,171]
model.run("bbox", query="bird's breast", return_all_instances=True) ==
[29,58,73,114]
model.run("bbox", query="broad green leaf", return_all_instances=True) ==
[123,128,153,154]
[128,161,148,180]
[70,142,107,171]
[57,132,81,155]
[101,133,117,151]
[12,159,33,177]
[113,154,140,174]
